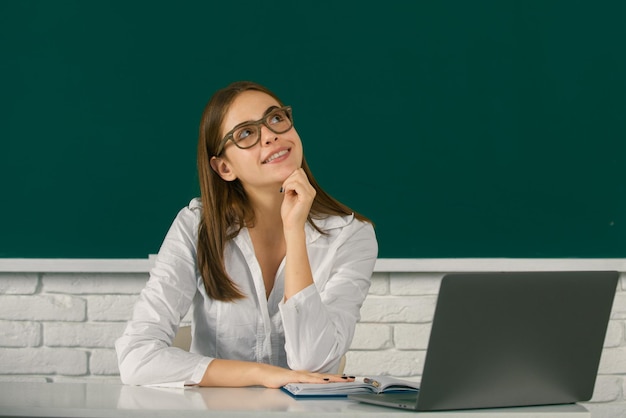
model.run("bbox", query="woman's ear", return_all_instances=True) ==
[210,156,237,181]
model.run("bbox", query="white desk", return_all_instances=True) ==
[0,382,590,418]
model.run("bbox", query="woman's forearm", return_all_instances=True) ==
[283,228,314,300]
[199,358,350,388]
[200,359,271,387]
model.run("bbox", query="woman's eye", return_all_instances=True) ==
[269,112,284,125]
[236,127,253,140]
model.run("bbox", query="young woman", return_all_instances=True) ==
[116,81,378,388]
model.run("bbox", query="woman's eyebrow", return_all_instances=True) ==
[262,105,280,117]
[232,106,280,128]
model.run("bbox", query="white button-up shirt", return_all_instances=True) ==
[116,198,378,386]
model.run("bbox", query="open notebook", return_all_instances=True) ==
[348,271,618,411]
[282,375,418,398]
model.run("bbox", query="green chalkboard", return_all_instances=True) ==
[1,1,624,258]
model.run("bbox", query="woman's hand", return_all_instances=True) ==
[280,168,316,233]
[260,367,354,389]
[200,359,353,388]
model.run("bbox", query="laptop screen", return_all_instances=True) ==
[415,271,618,411]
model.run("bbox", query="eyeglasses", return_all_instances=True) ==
[215,106,293,156]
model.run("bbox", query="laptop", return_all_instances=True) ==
[349,271,618,411]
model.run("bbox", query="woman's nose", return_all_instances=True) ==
[261,125,278,145]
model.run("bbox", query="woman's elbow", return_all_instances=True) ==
[115,340,148,385]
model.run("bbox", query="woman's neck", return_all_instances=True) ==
[245,186,284,232]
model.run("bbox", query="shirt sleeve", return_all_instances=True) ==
[279,219,378,373]
[115,203,214,386]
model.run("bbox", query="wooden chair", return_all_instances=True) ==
[172,325,192,351]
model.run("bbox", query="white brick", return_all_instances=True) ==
[589,375,622,402]
[583,402,626,418]
[351,324,392,350]
[368,273,388,295]
[390,273,443,295]
[89,349,119,375]
[44,322,126,348]
[598,347,626,374]
[0,348,87,375]
[603,320,623,348]
[0,295,85,321]
[86,295,138,321]
[345,350,425,376]
[0,274,39,294]
[43,273,148,294]
[394,323,432,350]
[360,295,437,323]
[0,320,41,347]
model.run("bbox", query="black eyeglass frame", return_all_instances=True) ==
[215,106,293,156]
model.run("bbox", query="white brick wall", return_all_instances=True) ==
[0,272,147,384]
[0,260,624,417]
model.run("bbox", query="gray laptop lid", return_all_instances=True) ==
[351,271,618,411]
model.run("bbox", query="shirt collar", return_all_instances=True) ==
[305,213,355,243]
[191,198,355,244]
[230,213,355,248]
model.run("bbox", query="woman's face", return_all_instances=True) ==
[213,90,303,192]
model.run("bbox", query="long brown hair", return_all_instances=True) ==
[197,81,371,301]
